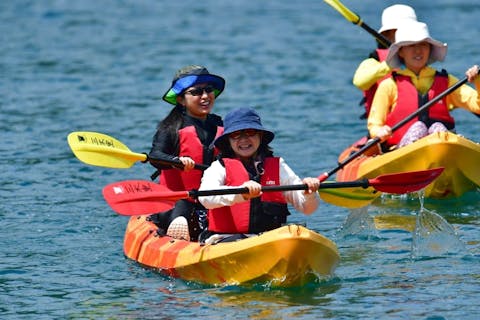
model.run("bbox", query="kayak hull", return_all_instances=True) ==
[123,216,340,287]
[337,132,480,199]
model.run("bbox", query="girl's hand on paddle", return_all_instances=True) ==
[374,125,392,142]
[179,156,195,171]
[466,65,480,82]
[241,180,262,200]
[302,177,320,194]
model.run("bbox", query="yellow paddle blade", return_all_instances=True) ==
[67,131,147,169]
[323,0,361,24]
[318,186,380,208]
[373,215,416,232]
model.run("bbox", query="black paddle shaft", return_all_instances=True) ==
[356,20,390,48]
[149,156,208,180]
[188,180,371,198]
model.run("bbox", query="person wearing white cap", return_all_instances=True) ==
[353,4,418,119]
[367,21,480,150]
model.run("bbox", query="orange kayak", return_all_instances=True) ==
[336,132,480,199]
[123,215,340,287]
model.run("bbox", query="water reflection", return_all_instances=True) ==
[209,280,341,313]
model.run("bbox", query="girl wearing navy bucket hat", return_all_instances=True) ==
[198,107,321,243]
[148,65,225,241]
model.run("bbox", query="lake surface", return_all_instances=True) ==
[2,0,480,318]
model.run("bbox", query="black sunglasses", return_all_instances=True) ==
[229,129,260,140]
[184,85,215,96]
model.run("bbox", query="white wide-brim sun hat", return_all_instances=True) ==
[386,21,447,69]
[378,4,417,33]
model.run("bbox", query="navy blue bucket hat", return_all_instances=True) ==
[162,65,226,105]
[214,107,275,148]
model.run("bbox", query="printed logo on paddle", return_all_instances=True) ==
[77,133,116,148]
[112,181,154,194]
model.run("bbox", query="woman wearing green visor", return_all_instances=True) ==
[148,65,225,242]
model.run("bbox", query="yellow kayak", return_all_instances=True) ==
[337,132,480,199]
[123,216,340,287]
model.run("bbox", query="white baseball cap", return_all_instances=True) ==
[378,4,417,33]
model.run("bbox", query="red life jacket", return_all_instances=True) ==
[159,125,224,191]
[207,157,289,234]
[385,70,455,146]
[362,48,390,118]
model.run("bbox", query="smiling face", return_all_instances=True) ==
[176,83,215,119]
[398,42,431,74]
[228,130,262,162]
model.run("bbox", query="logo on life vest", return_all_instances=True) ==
[265,180,276,185]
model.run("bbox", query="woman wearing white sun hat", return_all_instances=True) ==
[353,4,418,119]
[367,20,480,150]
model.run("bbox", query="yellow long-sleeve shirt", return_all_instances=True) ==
[367,66,480,137]
[353,58,392,91]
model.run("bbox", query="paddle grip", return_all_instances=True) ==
[148,156,208,181]
[147,156,209,170]
[318,180,370,189]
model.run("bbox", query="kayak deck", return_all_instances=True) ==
[337,132,480,199]
[123,216,340,287]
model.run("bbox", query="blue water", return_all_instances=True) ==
[2,0,480,318]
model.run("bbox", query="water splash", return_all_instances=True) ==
[336,207,379,239]
[411,190,467,258]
